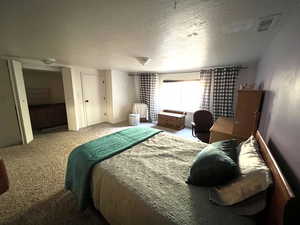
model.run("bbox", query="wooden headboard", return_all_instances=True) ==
[255,131,295,225]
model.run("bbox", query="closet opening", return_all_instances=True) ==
[22,68,68,134]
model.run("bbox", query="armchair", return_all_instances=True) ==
[191,110,214,143]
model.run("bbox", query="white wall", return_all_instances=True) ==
[254,4,300,200]
[23,69,65,105]
[105,70,114,123]
[106,70,135,124]
[234,62,258,111]
[159,72,200,82]
[0,59,21,147]
[236,62,257,89]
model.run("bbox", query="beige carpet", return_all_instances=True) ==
[0,122,194,225]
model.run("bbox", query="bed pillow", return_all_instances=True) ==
[226,191,267,216]
[210,190,267,216]
[209,135,272,206]
[187,140,239,186]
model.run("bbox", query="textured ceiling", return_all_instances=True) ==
[0,0,295,72]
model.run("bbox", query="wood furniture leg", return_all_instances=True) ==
[0,158,9,195]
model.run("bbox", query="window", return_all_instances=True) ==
[160,80,204,112]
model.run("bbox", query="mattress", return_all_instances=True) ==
[91,132,255,225]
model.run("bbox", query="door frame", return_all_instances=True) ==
[7,60,77,145]
[62,67,79,131]
[80,73,90,128]
[8,60,33,144]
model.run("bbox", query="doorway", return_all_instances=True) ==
[81,73,107,126]
[8,60,73,145]
[22,69,68,134]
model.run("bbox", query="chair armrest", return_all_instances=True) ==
[191,122,197,137]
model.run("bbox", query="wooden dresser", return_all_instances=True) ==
[210,90,263,143]
[29,103,67,130]
[209,117,236,143]
[157,110,186,130]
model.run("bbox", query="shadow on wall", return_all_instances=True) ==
[267,139,299,225]
[257,83,275,138]
[258,82,299,225]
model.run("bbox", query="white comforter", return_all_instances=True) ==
[91,132,255,225]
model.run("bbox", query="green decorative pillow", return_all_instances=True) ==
[211,139,239,163]
[187,140,239,186]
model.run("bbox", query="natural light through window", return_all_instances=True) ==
[160,80,204,112]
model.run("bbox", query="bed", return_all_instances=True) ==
[67,128,294,225]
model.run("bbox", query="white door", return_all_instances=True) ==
[81,74,106,126]
[0,59,22,147]
[8,60,33,144]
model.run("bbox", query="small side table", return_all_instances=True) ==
[0,158,9,195]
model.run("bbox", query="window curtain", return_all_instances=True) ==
[199,70,212,111]
[134,75,141,102]
[139,73,159,122]
[212,66,239,119]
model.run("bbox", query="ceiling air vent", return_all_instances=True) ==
[257,13,281,32]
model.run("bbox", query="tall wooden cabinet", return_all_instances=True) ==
[233,90,263,138]
[210,90,263,143]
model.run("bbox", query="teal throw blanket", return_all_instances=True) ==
[65,127,162,210]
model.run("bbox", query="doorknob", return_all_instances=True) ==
[85,100,89,103]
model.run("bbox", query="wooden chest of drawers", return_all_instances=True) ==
[29,103,67,130]
[157,112,185,130]
[209,90,263,143]
[209,117,249,143]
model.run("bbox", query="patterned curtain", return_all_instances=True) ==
[212,66,239,119]
[139,73,159,122]
[134,75,141,102]
[199,70,212,110]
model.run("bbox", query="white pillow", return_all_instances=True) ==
[209,136,272,206]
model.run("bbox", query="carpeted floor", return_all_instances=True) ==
[0,122,195,225]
